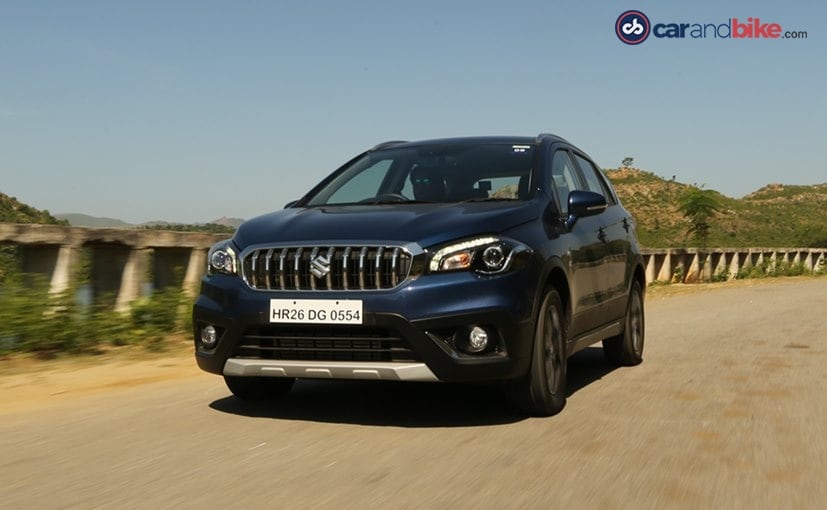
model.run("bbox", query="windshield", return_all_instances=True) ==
[304,142,537,206]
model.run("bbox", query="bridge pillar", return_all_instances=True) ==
[183,249,207,297]
[50,245,80,295]
[729,251,743,279]
[152,248,191,292]
[685,252,701,283]
[89,244,147,311]
[644,253,655,284]
[657,252,672,282]
[115,248,151,312]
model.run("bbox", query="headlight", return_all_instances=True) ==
[207,241,238,275]
[429,236,531,275]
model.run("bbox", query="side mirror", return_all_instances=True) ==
[566,190,607,230]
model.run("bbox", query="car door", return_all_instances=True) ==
[548,149,609,338]
[572,153,631,323]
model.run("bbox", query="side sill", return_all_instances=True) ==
[568,321,623,356]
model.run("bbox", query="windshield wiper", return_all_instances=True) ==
[335,198,436,205]
[460,197,520,203]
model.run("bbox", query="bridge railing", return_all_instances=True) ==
[642,247,826,283]
[0,224,228,311]
[2,224,826,309]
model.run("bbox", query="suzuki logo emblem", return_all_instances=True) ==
[310,254,331,279]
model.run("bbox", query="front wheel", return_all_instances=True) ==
[508,288,567,416]
[224,376,296,401]
[603,280,645,366]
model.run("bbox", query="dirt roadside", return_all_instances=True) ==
[0,338,204,414]
[0,277,818,415]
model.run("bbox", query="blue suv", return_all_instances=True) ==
[193,134,645,416]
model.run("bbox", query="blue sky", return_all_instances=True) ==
[1,0,824,223]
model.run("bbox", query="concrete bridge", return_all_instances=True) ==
[643,246,826,283]
[0,224,228,311]
[1,224,825,310]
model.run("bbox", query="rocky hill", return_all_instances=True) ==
[55,213,241,233]
[606,168,827,248]
[56,213,133,228]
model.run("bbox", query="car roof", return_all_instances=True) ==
[370,133,570,151]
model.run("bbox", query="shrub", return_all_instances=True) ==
[712,269,731,282]
[0,275,188,357]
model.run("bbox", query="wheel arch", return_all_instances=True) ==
[533,258,571,328]
[632,261,646,298]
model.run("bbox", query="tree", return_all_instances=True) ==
[678,187,721,249]
[621,157,634,168]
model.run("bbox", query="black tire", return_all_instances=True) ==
[224,376,295,401]
[508,288,567,416]
[603,280,645,366]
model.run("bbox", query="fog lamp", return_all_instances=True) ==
[467,326,489,353]
[201,325,218,348]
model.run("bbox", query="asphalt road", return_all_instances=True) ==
[2,279,826,509]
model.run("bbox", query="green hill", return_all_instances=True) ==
[606,168,827,248]
[0,193,67,225]
[4,177,827,248]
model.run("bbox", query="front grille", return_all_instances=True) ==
[241,245,412,291]
[235,325,421,362]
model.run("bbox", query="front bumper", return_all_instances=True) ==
[223,359,439,381]
[193,269,537,383]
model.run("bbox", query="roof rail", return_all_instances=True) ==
[371,140,408,150]
[535,133,568,144]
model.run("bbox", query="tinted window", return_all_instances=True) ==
[326,159,393,204]
[307,143,537,205]
[550,150,580,216]
[574,154,616,205]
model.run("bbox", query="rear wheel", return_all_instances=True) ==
[508,288,567,416]
[224,376,295,400]
[603,280,645,366]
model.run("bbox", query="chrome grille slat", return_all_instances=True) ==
[358,247,368,290]
[293,247,303,290]
[242,245,412,291]
[251,252,258,288]
[325,247,334,290]
[278,249,288,290]
[264,249,274,290]
[374,246,384,290]
[342,247,351,291]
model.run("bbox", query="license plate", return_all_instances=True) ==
[269,299,363,324]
